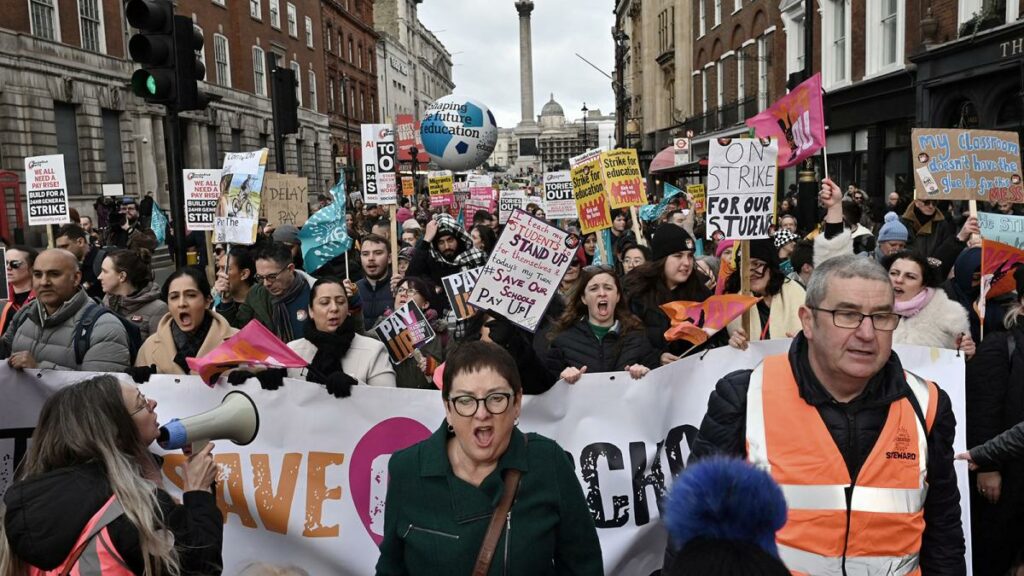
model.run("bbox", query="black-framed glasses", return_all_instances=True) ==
[5,260,23,270]
[254,266,288,284]
[808,306,901,332]
[749,261,768,275]
[395,287,420,297]
[449,392,513,417]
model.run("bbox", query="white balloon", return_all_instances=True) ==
[419,95,499,171]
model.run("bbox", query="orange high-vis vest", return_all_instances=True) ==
[745,354,938,576]
[30,495,133,576]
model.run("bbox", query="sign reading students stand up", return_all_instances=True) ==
[912,128,1024,203]
[361,124,398,205]
[706,138,778,240]
[24,154,70,226]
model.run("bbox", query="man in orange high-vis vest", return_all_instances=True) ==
[688,254,965,575]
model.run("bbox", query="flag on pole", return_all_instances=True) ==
[150,203,168,246]
[638,182,686,222]
[745,73,827,168]
[660,295,760,346]
[187,320,308,385]
[298,197,352,274]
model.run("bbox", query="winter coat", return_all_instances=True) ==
[216,269,317,335]
[0,289,131,372]
[136,311,238,374]
[3,461,222,575]
[968,324,1024,472]
[689,334,966,575]
[375,423,603,576]
[901,204,966,279]
[405,214,489,290]
[893,290,970,349]
[286,334,396,387]
[103,282,168,341]
[546,320,660,376]
[357,274,393,328]
[813,225,854,267]
[726,278,805,341]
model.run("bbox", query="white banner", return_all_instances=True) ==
[184,169,222,231]
[0,343,971,575]
[24,154,70,226]
[706,138,777,240]
[361,124,398,206]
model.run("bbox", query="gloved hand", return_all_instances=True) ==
[255,368,285,391]
[227,370,256,385]
[324,372,358,398]
[128,364,157,383]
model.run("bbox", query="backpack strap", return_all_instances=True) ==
[74,303,109,366]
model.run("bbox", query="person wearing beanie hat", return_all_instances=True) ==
[395,207,414,226]
[723,238,805,346]
[876,212,909,258]
[772,229,799,261]
[715,238,735,261]
[272,224,304,270]
[651,223,696,261]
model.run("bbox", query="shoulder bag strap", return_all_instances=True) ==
[472,435,527,576]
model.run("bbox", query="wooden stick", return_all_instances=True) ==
[970,199,983,341]
[740,240,752,337]
[629,206,648,247]
[46,225,54,249]
[596,230,610,265]
[389,205,399,273]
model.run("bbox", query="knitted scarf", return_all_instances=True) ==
[893,287,935,319]
[272,274,306,342]
[171,313,213,373]
[303,316,357,385]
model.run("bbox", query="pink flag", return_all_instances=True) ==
[745,73,826,168]
[187,320,308,385]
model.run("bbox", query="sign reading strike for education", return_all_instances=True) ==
[442,267,483,320]
[469,209,576,332]
[0,343,971,576]
[24,154,70,226]
[542,171,576,220]
[216,149,269,245]
[498,190,526,225]
[601,148,647,209]
[912,128,1024,202]
[706,138,778,240]
[261,174,309,227]
[746,73,826,168]
[687,184,706,215]
[373,300,436,364]
[570,148,612,234]
[361,124,398,206]
[427,170,454,207]
[183,169,222,231]
[979,211,1024,248]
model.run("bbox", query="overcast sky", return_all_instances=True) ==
[418,1,616,128]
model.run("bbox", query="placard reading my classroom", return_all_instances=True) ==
[24,154,70,226]
[469,209,576,332]
[706,138,778,240]
[543,171,576,220]
[913,128,1024,203]
[183,169,221,231]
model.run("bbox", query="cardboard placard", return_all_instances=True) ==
[441,267,483,320]
[542,171,576,220]
[706,138,778,240]
[183,169,222,231]
[428,170,454,207]
[361,124,398,205]
[261,174,310,227]
[498,190,526,225]
[601,148,647,208]
[24,154,70,226]
[373,300,436,364]
[687,184,706,215]
[570,148,612,234]
[216,149,269,245]
[912,128,1024,202]
[468,209,576,332]
[467,173,493,188]
[978,211,1024,249]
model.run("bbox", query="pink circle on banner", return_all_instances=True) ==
[349,417,432,545]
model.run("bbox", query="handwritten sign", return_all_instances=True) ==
[102,184,124,197]
[361,124,398,205]
[183,169,222,231]
[570,148,612,234]
[217,149,269,244]
[601,148,647,208]
[373,301,436,364]
[912,128,1024,202]
[687,184,706,215]
[214,217,258,244]
[442,267,483,320]
[498,190,526,225]
[706,138,778,240]
[979,211,1024,249]
[427,170,454,208]
[261,174,309,227]
[24,154,70,226]
[468,209,576,332]
[543,171,576,220]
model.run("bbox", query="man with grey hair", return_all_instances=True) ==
[688,252,964,574]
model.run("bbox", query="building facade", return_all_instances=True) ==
[376,33,415,120]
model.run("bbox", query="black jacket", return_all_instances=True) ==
[356,273,393,328]
[901,208,965,279]
[406,238,460,287]
[689,335,965,575]
[968,324,1024,472]
[546,320,660,375]
[4,462,223,575]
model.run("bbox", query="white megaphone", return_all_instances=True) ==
[158,390,260,451]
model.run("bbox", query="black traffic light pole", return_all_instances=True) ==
[268,55,299,174]
[163,110,188,267]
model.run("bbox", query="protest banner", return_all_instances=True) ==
[746,73,826,168]
[451,180,470,220]
[498,190,526,225]
[469,209,576,331]
[261,173,309,227]
[638,182,685,222]
[401,176,415,197]
[24,154,70,226]
[463,199,492,224]
[373,300,436,364]
[570,148,612,234]
[215,149,269,245]
[0,342,971,576]
[427,170,454,207]
[441,267,483,320]
[978,211,1024,248]
[706,138,778,240]
[542,170,576,220]
[912,128,1024,202]
[601,148,647,208]
[102,184,124,197]
[660,294,760,346]
[183,169,222,231]
[0,249,7,300]
[394,114,417,160]
[361,124,398,205]
[466,173,493,188]
[687,183,706,215]
[186,320,308,385]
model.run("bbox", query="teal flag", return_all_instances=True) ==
[591,229,615,266]
[298,197,352,274]
[150,203,168,246]
[638,182,685,222]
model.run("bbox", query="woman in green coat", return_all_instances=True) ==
[375,341,604,575]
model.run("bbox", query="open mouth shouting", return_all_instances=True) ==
[473,425,494,449]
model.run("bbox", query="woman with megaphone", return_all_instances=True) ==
[1,374,224,575]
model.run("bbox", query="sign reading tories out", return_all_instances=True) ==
[570,148,612,234]
[498,190,526,225]
[543,170,576,220]
[912,128,1024,202]
[361,124,398,205]
[24,154,70,226]
[183,169,222,231]
[706,138,778,240]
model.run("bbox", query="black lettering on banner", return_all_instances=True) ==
[662,424,698,478]
[579,442,630,528]
[376,143,396,172]
[0,427,35,482]
[630,441,666,526]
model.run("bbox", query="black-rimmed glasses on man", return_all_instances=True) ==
[808,307,901,332]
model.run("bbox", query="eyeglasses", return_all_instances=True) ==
[5,260,23,270]
[395,287,420,297]
[129,393,151,416]
[808,306,901,332]
[254,266,288,284]
[448,392,513,417]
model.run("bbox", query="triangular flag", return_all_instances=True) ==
[660,294,760,345]
[186,320,308,385]
[746,73,826,168]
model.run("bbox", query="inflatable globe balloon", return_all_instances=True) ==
[419,95,498,171]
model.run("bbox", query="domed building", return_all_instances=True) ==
[539,95,567,129]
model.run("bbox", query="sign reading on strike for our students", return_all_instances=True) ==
[912,128,1024,203]
[442,267,483,320]
[498,190,526,225]
[570,148,612,234]
[468,209,577,332]
[427,170,454,207]
[24,154,70,226]
[374,301,436,364]
[706,138,778,240]
[601,148,647,208]
[361,124,397,205]
[183,169,222,231]
[542,171,576,220]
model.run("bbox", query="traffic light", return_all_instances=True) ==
[271,66,299,135]
[127,0,176,104]
[173,15,209,111]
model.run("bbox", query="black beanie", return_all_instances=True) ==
[652,224,696,261]
[747,238,777,267]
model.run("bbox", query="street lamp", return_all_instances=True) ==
[581,102,589,153]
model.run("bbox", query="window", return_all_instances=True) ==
[757,36,768,110]
[698,0,706,37]
[101,110,123,183]
[249,0,261,20]
[737,53,745,103]
[822,0,850,87]
[269,0,280,29]
[359,90,365,120]
[214,34,231,87]
[657,8,675,54]
[716,61,724,109]
[308,69,317,112]
[865,0,904,76]
[286,3,297,38]
[357,42,363,68]
[348,36,354,63]
[326,25,332,51]
[734,0,742,12]
[701,70,709,113]
[291,61,302,106]
[783,10,805,77]
[253,46,266,96]
[327,77,335,111]
[714,0,722,27]
[30,0,59,41]
[960,0,1017,27]
[305,16,313,48]
[79,0,104,52]
[54,103,82,196]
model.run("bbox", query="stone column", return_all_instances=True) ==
[515,1,535,125]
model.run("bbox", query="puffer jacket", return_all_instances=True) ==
[0,289,131,372]
[546,320,660,376]
[689,334,966,575]
[893,290,970,349]
[104,282,168,341]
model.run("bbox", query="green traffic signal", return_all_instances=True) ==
[146,75,157,95]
